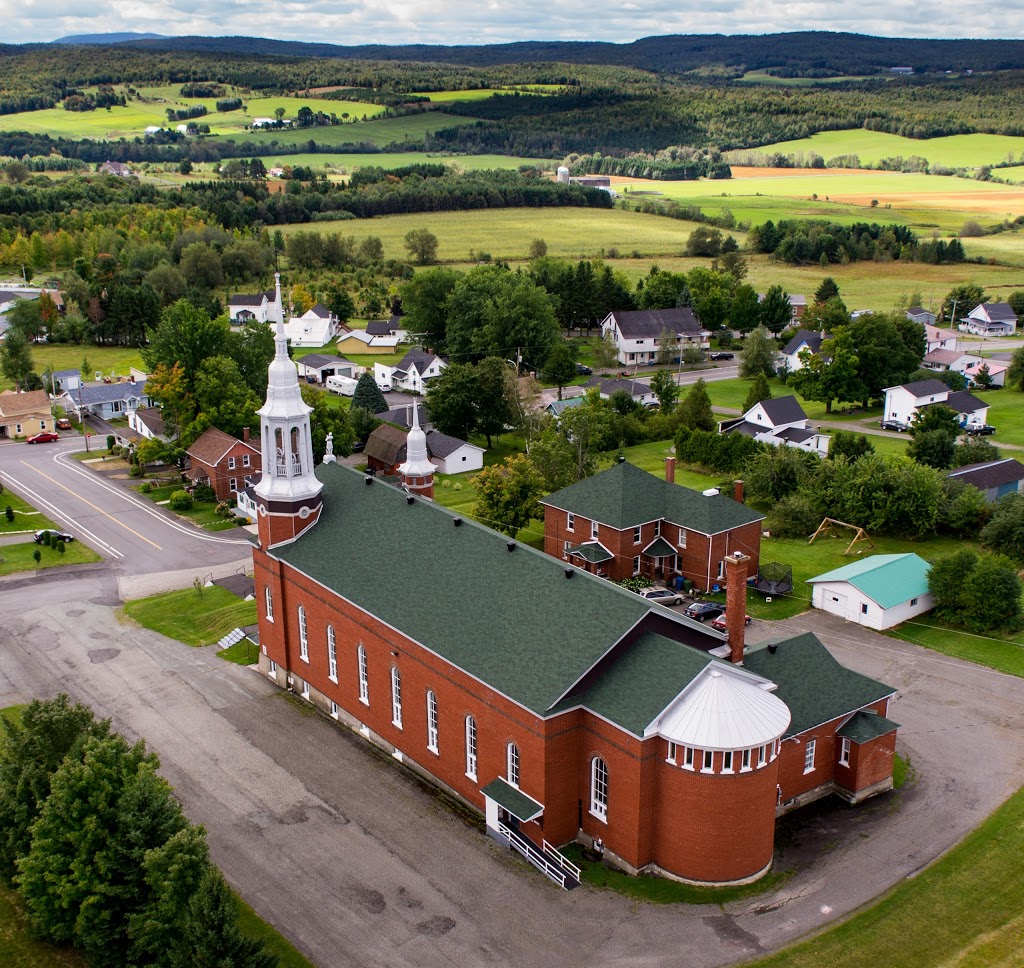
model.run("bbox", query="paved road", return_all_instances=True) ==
[3,574,1022,968]
[0,439,252,574]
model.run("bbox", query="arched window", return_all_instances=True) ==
[327,626,337,682]
[590,757,608,821]
[297,605,308,661]
[274,428,285,476]
[264,586,274,622]
[390,666,402,728]
[506,742,520,788]
[426,690,439,753]
[465,716,477,780]
[357,644,368,704]
[290,426,301,475]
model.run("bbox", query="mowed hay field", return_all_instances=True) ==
[736,129,1024,168]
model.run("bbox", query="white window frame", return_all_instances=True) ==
[702,749,714,774]
[633,525,642,544]
[327,626,337,682]
[666,740,677,764]
[330,700,339,720]
[590,520,599,540]
[426,690,439,754]
[677,527,687,549]
[683,746,695,770]
[566,512,575,533]
[654,520,661,538]
[741,748,752,772]
[300,678,310,699]
[804,739,816,773]
[298,606,308,661]
[632,555,641,576]
[229,478,238,493]
[465,716,478,781]
[758,744,767,767]
[590,756,608,822]
[243,454,251,468]
[722,750,734,774]
[264,586,274,622]
[268,659,277,678]
[390,666,403,728]
[357,644,369,705]
[507,742,520,788]
[228,456,236,470]
[839,736,851,766]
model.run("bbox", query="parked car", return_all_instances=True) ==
[710,613,752,632]
[377,382,393,393]
[709,352,735,361]
[351,440,366,453]
[684,601,725,622]
[575,363,593,375]
[26,431,60,444]
[34,529,74,544]
[55,418,73,430]
[965,424,996,436]
[637,586,684,607]
[880,419,908,432]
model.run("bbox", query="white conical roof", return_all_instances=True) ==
[651,666,791,750]
[398,403,434,478]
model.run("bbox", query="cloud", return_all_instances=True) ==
[2,0,1019,45]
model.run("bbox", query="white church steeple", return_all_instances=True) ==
[254,287,323,545]
[398,404,435,499]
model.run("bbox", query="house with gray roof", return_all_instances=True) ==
[375,348,447,393]
[541,459,764,589]
[883,379,989,429]
[720,395,830,455]
[906,307,937,326]
[963,302,1017,336]
[600,308,708,365]
[807,554,933,630]
[364,421,483,475]
[59,379,153,420]
[779,329,825,373]
[295,353,358,384]
[947,458,1024,502]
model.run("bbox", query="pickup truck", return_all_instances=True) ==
[965,423,996,436]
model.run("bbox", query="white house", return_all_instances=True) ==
[283,304,339,348]
[882,379,989,428]
[127,406,171,442]
[807,554,933,630]
[592,377,658,408]
[963,303,1017,336]
[778,329,825,373]
[921,349,982,375]
[376,348,448,393]
[923,324,957,352]
[600,308,708,365]
[425,430,485,474]
[962,359,1008,387]
[366,315,408,342]
[229,287,282,325]
[720,395,830,455]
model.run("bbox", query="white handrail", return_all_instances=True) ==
[498,821,571,888]
[543,839,582,881]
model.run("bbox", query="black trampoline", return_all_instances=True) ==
[749,561,793,596]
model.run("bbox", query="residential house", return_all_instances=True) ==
[60,379,153,421]
[46,368,82,394]
[335,327,401,356]
[946,458,1024,502]
[882,379,989,429]
[906,307,937,327]
[98,161,132,177]
[295,354,359,385]
[127,407,171,442]
[920,349,982,375]
[249,311,901,888]
[0,389,52,439]
[600,308,708,366]
[924,324,958,353]
[720,396,830,455]
[778,329,825,373]
[545,396,586,420]
[185,427,261,501]
[758,293,806,322]
[377,404,430,431]
[364,421,482,476]
[541,459,764,589]
[376,348,448,393]
[283,304,339,348]
[808,554,933,630]
[229,290,281,325]
[963,303,1017,336]
[424,430,485,474]
[962,359,1008,387]
[366,315,408,341]
[590,378,658,408]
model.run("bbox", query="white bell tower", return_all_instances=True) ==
[254,291,323,546]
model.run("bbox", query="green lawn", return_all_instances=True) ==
[249,151,551,172]
[0,884,87,968]
[0,346,143,392]
[234,897,316,968]
[244,111,476,148]
[122,585,257,648]
[0,540,102,576]
[738,129,1024,169]
[219,638,261,666]
[0,485,57,535]
[136,484,239,532]
[743,783,1024,968]
[888,619,1024,679]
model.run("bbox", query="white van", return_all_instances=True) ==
[325,375,358,397]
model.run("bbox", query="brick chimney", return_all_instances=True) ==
[665,457,676,484]
[733,479,744,503]
[724,552,750,665]
[242,427,250,443]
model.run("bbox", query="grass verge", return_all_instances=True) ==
[0,541,102,577]
[887,619,1024,678]
[219,638,261,666]
[135,483,239,532]
[0,485,58,535]
[0,884,87,968]
[234,896,316,968]
[123,586,257,648]
[742,784,1024,968]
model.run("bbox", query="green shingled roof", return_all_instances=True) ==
[807,554,931,610]
[273,464,696,716]
[480,778,544,821]
[550,630,712,736]
[837,710,900,743]
[541,461,764,535]
[744,633,896,737]
[567,543,614,564]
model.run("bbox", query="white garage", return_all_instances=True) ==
[807,553,933,631]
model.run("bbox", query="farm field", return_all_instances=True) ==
[246,151,551,172]
[736,71,879,86]
[242,111,477,148]
[738,129,1024,169]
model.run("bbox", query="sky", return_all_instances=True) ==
[1,1,1015,48]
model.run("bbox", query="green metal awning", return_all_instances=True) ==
[567,542,614,564]
[837,710,900,743]
[643,536,676,558]
[480,778,544,822]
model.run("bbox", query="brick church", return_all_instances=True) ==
[250,319,901,887]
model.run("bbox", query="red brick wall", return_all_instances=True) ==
[841,732,897,793]
[189,440,260,501]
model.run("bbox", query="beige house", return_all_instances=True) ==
[0,389,51,439]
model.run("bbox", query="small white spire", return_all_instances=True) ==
[323,431,336,464]
[398,403,434,479]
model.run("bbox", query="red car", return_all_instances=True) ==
[710,613,752,632]
[26,431,60,444]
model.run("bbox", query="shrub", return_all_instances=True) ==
[168,490,193,511]
[138,482,152,493]
[215,501,234,518]
[193,484,217,503]
[32,548,41,564]
[55,540,66,555]
[106,435,115,452]
[129,464,143,478]
[619,576,653,593]
[4,505,13,522]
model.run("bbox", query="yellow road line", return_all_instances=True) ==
[22,461,162,551]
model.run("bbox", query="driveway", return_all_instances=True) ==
[2,580,1023,968]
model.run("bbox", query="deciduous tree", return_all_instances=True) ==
[541,342,578,401]
[739,325,777,378]
[677,377,715,431]
[404,227,439,265]
[473,454,544,538]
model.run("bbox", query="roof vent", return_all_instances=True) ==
[506,540,516,552]
[702,487,720,497]
[364,476,373,486]
[453,517,462,527]
[406,494,415,505]
[768,643,778,654]
[617,455,626,463]
[564,566,574,579]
